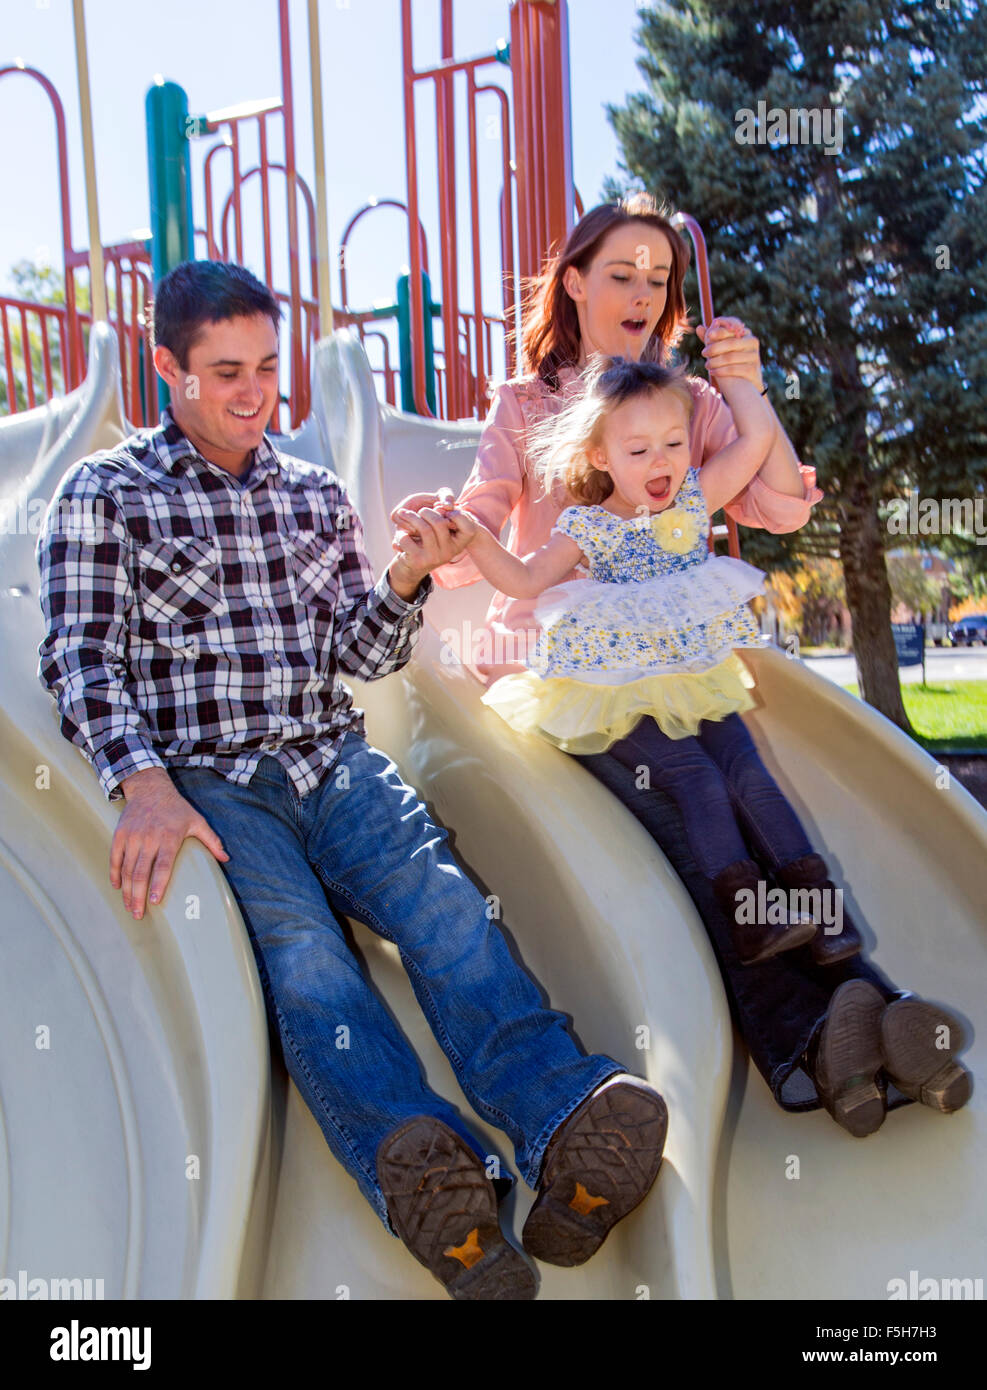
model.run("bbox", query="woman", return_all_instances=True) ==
[394,194,973,1135]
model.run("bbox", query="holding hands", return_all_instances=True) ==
[386,487,477,598]
[695,316,764,392]
[390,489,480,564]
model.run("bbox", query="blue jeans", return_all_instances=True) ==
[575,731,908,1112]
[170,734,623,1232]
[603,714,815,879]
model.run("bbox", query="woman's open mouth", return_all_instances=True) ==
[622,319,648,334]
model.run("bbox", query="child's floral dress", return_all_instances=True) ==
[481,466,766,753]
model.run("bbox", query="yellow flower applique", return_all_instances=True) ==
[649,507,699,554]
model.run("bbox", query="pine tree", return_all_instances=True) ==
[605,0,987,729]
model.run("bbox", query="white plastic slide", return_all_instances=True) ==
[1,326,984,1301]
[316,331,987,1301]
[0,327,274,1299]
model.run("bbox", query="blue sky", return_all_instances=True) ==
[0,0,652,338]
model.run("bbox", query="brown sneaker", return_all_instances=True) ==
[376,1116,536,1300]
[521,1079,668,1267]
[880,997,974,1113]
[811,980,887,1137]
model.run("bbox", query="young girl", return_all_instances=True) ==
[401,355,858,971]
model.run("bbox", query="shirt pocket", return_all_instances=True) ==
[285,529,343,614]
[136,534,227,624]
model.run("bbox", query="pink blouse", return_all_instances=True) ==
[434,363,823,678]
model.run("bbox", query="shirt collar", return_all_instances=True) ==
[147,405,281,489]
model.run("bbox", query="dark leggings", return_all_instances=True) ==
[604,713,814,879]
[574,717,909,1112]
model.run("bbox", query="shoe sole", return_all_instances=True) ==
[816,980,886,1137]
[522,1083,668,1268]
[881,999,973,1113]
[377,1116,536,1300]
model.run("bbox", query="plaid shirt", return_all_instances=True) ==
[36,406,431,801]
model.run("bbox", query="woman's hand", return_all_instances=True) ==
[390,488,456,528]
[695,316,764,392]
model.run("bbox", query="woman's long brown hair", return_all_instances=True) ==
[513,192,691,392]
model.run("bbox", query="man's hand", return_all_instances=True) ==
[696,316,764,391]
[110,767,230,920]
[386,502,475,600]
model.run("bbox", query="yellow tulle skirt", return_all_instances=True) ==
[481,653,757,754]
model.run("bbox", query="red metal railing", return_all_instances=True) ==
[510,0,573,284]
[0,63,82,408]
[400,0,574,420]
[65,240,155,425]
[337,198,430,407]
[1,297,66,412]
[1,1,316,429]
[0,65,155,421]
[402,1,513,418]
[191,0,316,429]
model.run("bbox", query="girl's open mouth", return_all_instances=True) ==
[645,476,670,499]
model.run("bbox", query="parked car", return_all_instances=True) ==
[947,614,987,646]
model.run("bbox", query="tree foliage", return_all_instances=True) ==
[604,0,986,726]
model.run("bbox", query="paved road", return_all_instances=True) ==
[802,646,987,688]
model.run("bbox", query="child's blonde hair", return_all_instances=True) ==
[530,355,696,505]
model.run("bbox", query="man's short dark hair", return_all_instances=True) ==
[149,261,281,368]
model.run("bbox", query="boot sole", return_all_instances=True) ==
[816,981,886,1137]
[881,999,973,1113]
[522,1083,668,1267]
[377,1116,536,1300]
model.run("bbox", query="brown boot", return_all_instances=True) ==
[521,1078,667,1268]
[809,980,887,1137]
[377,1116,536,1299]
[776,853,863,966]
[880,997,974,1112]
[713,857,816,965]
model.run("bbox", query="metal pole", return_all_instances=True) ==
[71,0,107,323]
[436,0,460,417]
[307,0,333,337]
[279,0,306,424]
[145,83,194,276]
[145,79,194,411]
[510,1,573,282]
[400,0,433,416]
[672,211,741,561]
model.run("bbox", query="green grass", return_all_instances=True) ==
[845,681,987,752]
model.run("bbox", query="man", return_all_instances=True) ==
[36,260,667,1300]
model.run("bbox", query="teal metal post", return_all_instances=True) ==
[145,81,194,411]
[397,270,437,416]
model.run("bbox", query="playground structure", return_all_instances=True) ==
[1,0,574,432]
[1,0,985,1301]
